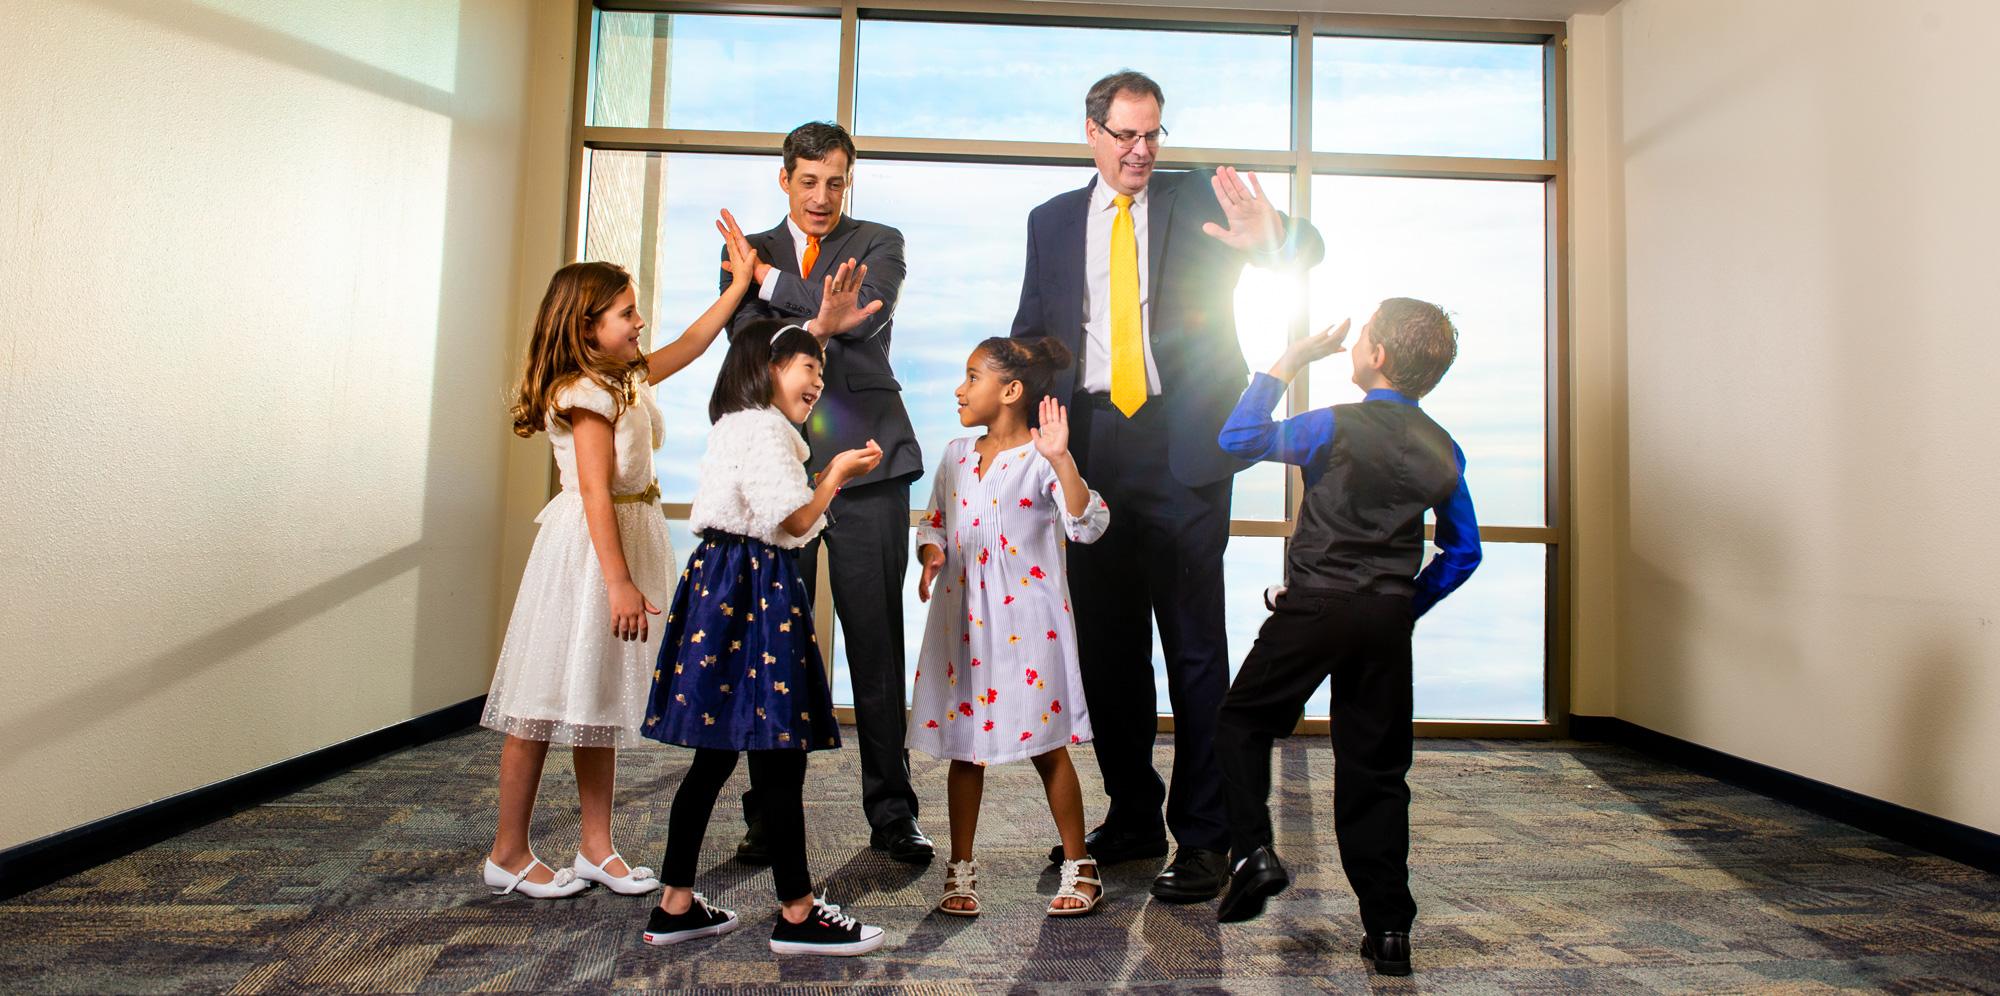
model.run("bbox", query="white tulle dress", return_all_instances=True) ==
[481,375,675,748]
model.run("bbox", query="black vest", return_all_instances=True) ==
[1286,400,1462,598]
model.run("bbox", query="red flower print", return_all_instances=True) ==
[972,658,982,668]
[946,662,955,680]
[958,456,967,463]
[1020,731,1034,742]
[1051,699,1062,713]
[1019,498,1034,508]
[1063,600,1071,613]
[1046,630,1058,640]
[973,517,980,527]
[962,633,971,643]
[1099,500,1107,509]
[1070,734,1081,744]
[1049,481,1058,493]
[1029,566,1047,579]
[1003,595,1015,605]
[961,498,968,506]
[986,686,997,704]
[959,702,974,717]
[1024,668,1039,685]
[978,548,989,565]
[999,533,1008,547]
[928,509,944,527]
[983,720,994,732]
[926,720,939,729]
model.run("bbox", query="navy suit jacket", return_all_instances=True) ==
[1010,168,1326,487]
[722,215,922,488]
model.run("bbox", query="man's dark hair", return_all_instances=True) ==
[709,319,824,423]
[1085,70,1165,125]
[1373,297,1459,399]
[782,121,856,174]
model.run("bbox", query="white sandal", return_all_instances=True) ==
[937,858,980,917]
[483,856,589,899]
[573,851,661,895]
[1047,858,1101,917]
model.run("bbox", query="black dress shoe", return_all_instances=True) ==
[868,818,935,864]
[1215,846,1290,923]
[1046,824,1169,866]
[734,790,771,866]
[1149,847,1229,903]
[1360,931,1412,976]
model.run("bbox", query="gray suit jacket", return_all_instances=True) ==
[721,215,922,488]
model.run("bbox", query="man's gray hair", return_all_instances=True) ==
[1085,70,1165,124]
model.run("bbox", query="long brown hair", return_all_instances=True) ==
[510,261,640,438]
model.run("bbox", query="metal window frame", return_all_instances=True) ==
[564,0,1571,739]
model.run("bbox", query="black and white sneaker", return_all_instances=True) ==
[769,896,885,956]
[642,893,740,946]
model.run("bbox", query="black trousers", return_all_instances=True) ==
[1067,392,1233,853]
[796,476,916,830]
[663,748,812,901]
[1214,587,1418,934]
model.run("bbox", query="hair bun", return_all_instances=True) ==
[1031,336,1073,372]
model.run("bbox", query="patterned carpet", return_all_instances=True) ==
[3,729,1998,993]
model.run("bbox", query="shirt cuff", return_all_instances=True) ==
[758,266,782,302]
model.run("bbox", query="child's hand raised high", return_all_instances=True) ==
[716,208,759,288]
[1272,318,1351,381]
[1029,396,1071,462]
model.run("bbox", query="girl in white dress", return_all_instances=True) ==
[479,214,758,899]
[908,337,1111,918]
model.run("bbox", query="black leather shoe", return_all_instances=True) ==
[734,790,771,866]
[1046,824,1169,866]
[1215,846,1290,923]
[869,818,935,864]
[1360,931,1412,976]
[1149,847,1229,903]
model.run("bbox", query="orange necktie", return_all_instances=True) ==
[800,234,821,278]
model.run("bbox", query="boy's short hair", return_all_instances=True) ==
[782,121,855,174]
[1374,297,1458,398]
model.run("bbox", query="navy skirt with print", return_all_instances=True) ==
[643,531,841,752]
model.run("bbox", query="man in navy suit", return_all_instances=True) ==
[722,122,933,865]
[1012,71,1324,902]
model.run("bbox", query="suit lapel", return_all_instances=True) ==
[1054,179,1090,342]
[760,220,797,275]
[809,216,861,282]
[1146,171,1178,308]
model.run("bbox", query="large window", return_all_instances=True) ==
[572,3,1566,732]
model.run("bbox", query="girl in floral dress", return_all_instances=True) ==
[908,337,1111,917]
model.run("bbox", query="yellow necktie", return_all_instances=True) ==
[1109,194,1145,417]
[800,234,821,278]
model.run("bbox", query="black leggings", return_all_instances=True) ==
[660,748,811,902]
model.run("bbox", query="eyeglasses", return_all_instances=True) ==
[1092,120,1168,150]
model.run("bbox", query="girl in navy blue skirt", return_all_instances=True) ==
[639,283,891,956]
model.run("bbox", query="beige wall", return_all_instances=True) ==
[0,0,556,850]
[1572,0,2000,832]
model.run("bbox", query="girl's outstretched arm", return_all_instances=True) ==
[572,408,658,641]
[644,209,759,386]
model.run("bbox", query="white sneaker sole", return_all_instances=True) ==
[769,929,885,957]
[643,917,741,946]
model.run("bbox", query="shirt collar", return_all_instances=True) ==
[1091,178,1148,213]
[786,215,814,248]
[1364,387,1419,407]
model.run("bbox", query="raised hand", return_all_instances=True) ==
[1029,396,1071,462]
[716,208,759,287]
[916,544,946,603]
[1200,166,1285,254]
[811,258,884,340]
[1274,319,1351,380]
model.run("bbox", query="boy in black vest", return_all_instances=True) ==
[1209,298,1482,977]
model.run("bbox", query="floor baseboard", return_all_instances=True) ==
[1570,714,2000,877]
[0,696,485,901]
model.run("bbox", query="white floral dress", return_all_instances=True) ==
[907,436,1110,764]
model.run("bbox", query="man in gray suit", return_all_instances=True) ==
[720,121,933,864]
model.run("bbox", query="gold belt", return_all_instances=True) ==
[611,480,661,505]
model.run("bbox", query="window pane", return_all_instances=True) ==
[856,21,1292,150]
[580,150,792,502]
[591,12,837,131]
[1412,542,1545,721]
[1307,174,1546,527]
[1312,37,1544,159]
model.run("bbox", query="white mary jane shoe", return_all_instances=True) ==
[572,852,661,895]
[484,856,590,899]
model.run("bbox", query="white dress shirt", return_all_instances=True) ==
[1080,181,1161,395]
